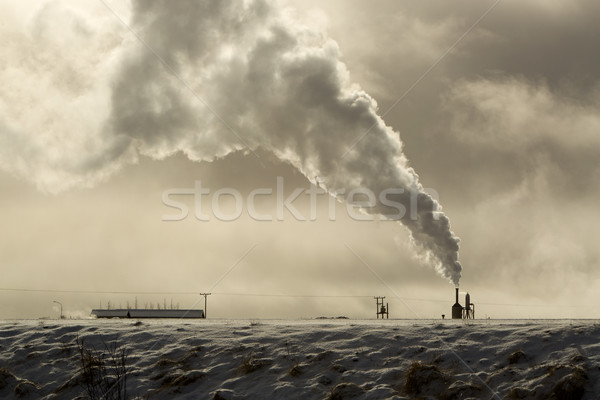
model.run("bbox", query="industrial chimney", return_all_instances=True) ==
[464,292,475,319]
[452,288,463,319]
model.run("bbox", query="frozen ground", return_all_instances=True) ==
[1,319,599,399]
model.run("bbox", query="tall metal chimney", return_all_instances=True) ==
[452,288,463,319]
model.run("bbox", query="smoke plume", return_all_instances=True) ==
[0,0,461,284]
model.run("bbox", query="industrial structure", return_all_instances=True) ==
[91,309,205,319]
[374,296,389,319]
[463,292,475,319]
[92,294,210,319]
[451,288,475,319]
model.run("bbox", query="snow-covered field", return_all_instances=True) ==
[1,319,599,399]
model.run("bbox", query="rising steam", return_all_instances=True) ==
[0,0,461,284]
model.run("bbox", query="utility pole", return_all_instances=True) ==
[53,301,63,319]
[374,296,389,319]
[199,293,211,319]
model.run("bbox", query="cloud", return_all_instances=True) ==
[112,0,462,283]
[444,77,600,152]
[0,0,462,284]
[0,1,134,192]
[441,76,600,298]
[3,0,600,317]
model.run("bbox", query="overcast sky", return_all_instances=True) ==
[1,0,599,319]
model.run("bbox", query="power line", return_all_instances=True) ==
[0,287,199,295]
[213,292,374,298]
[0,288,375,298]
[0,287,442,301]
[0,287,587,308]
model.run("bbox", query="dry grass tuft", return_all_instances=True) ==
[239,355,270,374]
[289,364,303,377]
[404,361,448,396]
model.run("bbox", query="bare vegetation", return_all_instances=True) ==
[404,361,448,396]
[239,353,271,374]
[76,336,129,400]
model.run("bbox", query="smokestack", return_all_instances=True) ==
[452,287,463,319]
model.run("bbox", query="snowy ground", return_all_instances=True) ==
[1,319,599,399]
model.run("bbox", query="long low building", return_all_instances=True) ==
[91,309,205,319]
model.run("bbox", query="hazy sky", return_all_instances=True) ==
[1,0,599,319]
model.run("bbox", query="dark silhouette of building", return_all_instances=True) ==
[452,288,463,319]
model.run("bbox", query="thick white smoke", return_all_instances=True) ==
[0,0,461,284]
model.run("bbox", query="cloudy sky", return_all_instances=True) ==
[1,0,599,319]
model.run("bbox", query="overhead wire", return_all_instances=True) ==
[0,287,586,308]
